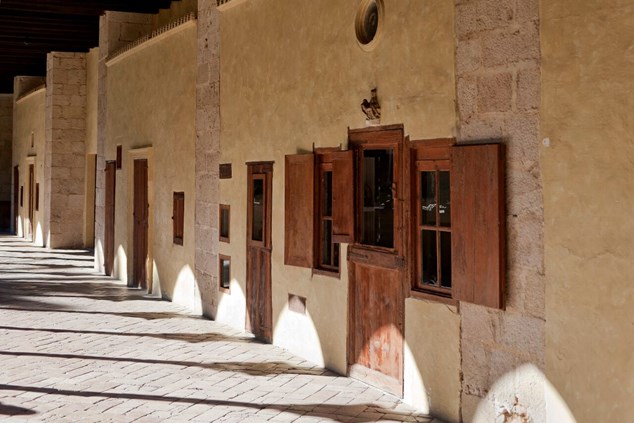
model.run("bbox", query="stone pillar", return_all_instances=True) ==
[45,52,88,249]
[195,0,220,318]
[0,94,13,232]
[454,0,545,421]
[95,11,153,272]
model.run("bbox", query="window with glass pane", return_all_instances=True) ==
[417,165,451,293]
[252,178,264,242]
[317,165,339,271]
[219,255,231,290]
[361,149,394,248]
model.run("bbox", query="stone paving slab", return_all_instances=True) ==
[0,236,446,423]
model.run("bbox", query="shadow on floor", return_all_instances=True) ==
[0,325,256,345]
[0,306,195,321]
[0,402,37,416]
[0,384,429,423]
[0,350,334,377]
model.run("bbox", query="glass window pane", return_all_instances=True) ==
[252,179,264,241]
[420,171,436,226]
[421,230,437,286]
[439,171,451,227]
[221,258,231,289]
[220,207,230,239]
[323,171,332,217]
[440,232,452,288]
[322,220,332,266]
[333,242,340,268]
[362,149,394,248]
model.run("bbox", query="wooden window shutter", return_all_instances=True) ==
[332,150,354,243]
[284,153,314,268]
[451,143,505,309]
[173,192,184,245]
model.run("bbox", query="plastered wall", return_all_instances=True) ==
[219,0,459,418]
[105,23,198,311]
[12,87,46,245]
[541,1,634,421]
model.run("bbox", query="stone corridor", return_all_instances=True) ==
[0,236,443,423]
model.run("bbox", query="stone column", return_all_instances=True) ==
[454,0,545,421]
[95,11,153,272]
[45,52,88,249]
[0,94,13,232]
[195,0,220,318]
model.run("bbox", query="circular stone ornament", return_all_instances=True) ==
[355,0,384,50]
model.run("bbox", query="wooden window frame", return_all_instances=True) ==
[410,139,455,304]
[219,254,231,293]
[349,125,404,257]
[313,149,341,277]
[172,191,184,246]
[408,139,506,309]
[219,204,230,243]
[247,162,273,250]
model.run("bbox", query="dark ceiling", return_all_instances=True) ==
[0,0,176,93]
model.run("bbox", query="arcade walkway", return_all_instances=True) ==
[0,236,443,423]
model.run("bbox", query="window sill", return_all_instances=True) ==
[219,286,231,294]
[409,289,459,308]
[312,268,340,279]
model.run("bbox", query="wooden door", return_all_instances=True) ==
[246,162,273,342]
[27,164,34,240]
[13,166,18,235]
[347,125,406,397]
[104,161,116,276]
[132,159,149,289]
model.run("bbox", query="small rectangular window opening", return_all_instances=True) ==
[220,204,230,242]
[116,145,122,169]
[219,255,231,292]
[173,192,184,245]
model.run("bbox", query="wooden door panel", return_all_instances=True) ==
[133,159,148,289]
[246,163,273,343]
[347,126,405,398]
[351,261,403,394]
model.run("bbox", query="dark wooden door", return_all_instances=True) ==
[246,162,273,342]
[348,256,404,396]
[347,126,406,397]
[27,164,34,240]
[13,166,18,235]
[104,161,116,276]
[132,159,149,289]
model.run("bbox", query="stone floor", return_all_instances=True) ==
[0,236,444,423]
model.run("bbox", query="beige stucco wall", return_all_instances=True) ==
[106,23,198,312]
[541,1,634,421]
[219,0,458,417]
[12,88,46,245]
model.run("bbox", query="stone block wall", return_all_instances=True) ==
[95,11,153,272]
[195,0,221,319]
[0,94,13,232]
[454,0,545,421]
[45,52,88,249]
